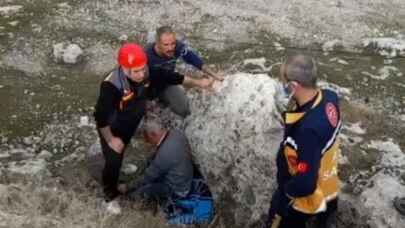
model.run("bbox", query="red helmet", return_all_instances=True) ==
[118,43,147,68]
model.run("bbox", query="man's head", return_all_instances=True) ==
[118,43,148,83]
[155,26,176,58]
[280,54,318,99]
[143,118,167,146]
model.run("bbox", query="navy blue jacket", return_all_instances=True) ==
[145,40,203,95]
[275,89,341,214]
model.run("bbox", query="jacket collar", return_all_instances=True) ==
[284,90,322,125]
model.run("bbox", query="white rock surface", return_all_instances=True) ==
[322,39,342,51]
[79,116,90,127]
[0,5,23,17]
[361,173,405,228]
[37,150,53,160]
[53,42,83,64]
[363,38,405,57]
[344,122,366,135]
[368,139,405,167]
[185,73,283,226]
[7,159,50,177]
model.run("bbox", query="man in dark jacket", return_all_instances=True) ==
[93,43,149,201]
[146,26,222,117]
[264,54,341,228]
[127,118,194,203]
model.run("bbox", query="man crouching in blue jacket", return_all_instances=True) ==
[263,54,341,228]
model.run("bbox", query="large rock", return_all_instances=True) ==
[53,42,83,64]
[185,73,283,227]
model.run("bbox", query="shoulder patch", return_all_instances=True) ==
[297,162,309,174]
[325,103,338,128]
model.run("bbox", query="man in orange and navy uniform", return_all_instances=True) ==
[264,54,341,228]
[93,43,149,201]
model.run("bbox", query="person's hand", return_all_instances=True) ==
[206,72,225,82]
[108,137,124,154]
[117,183,128,194]
[198,77,214,90]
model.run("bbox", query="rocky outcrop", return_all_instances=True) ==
[185,73,284,227]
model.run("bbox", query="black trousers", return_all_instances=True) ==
[98,133,126,201]
[264,189,338,228]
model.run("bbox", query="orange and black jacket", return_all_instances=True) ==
[276,89,341,214]
[94,67,147,144]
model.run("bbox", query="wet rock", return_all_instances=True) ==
[0,5,23,17]
[0,151,10,159]
[85,42,115,75]
[8,21,19,27]
[5,159,51,181]
[79,116,90,127]
[360,173,405,227]
[2,41,45,75]
[318,81,351,99]
[37,150,52,160]
[344,122,366,135]
[53,42,83,64]
[363,37,405,57]
[118,34,128,42]
[242,57,279,74]
[322,39,342,51]
[185,73,283,227]
[22,137,33,146]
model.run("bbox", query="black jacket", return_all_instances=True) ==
[93,68,147,144]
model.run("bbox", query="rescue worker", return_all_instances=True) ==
[146,25,223,117]
[264,54,341,228]
[126,118,194,203]
[93,43,148,201]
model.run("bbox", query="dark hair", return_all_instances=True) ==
[284,54,317,88]
[155,26,175,42]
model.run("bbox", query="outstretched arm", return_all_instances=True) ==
[183,75,214,89]
[201,64,224,81]
[178,41,223,81]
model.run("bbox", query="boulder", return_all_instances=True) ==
[53,42,83,64]
[185,73,283,227]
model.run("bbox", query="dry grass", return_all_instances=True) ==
[0,181,168,228]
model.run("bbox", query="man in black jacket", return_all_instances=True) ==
[146,26,222,117]
[93,43,149,201]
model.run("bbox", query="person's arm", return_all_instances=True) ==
[94,82,125,153]
[177,41,203,70]
[178,41,223,81]
[284,128,322,198]
[201,64,224,81]
[155,68,214,90]
[142,148,172,184]
[183,75,214,89]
